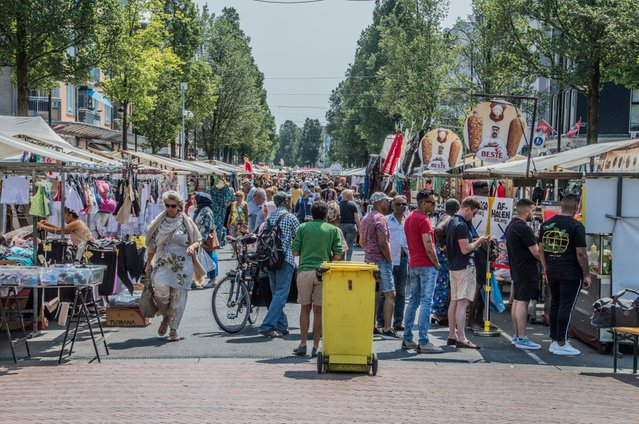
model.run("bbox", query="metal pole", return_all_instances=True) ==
[180,83,187,159]
[60,172,66,239]
[0,172,5,235]
[134,130,138,152]
[48,90,52,127]
[525,98,538,178]
[31,170,39,336]
[557,88,563,153]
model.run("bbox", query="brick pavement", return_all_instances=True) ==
[0,360,637,423]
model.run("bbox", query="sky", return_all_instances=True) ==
[196,0,473,128]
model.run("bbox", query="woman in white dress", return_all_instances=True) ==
[145,191,206,341]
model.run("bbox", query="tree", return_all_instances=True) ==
[0,0,113,115]
[298,118,323,166]
[200,7,276,163]
[276,120,301,166]
[498,0,639,144]
[99,0,182,151]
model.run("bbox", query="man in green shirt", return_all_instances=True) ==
[292,200,343,357]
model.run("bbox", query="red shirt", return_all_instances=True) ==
[404,210,435,267]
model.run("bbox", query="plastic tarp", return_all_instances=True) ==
[464,139,639,178]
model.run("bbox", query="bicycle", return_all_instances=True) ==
[211,234,261,333]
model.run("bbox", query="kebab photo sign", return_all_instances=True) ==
[464,101,527,163]
[420,128,463,171]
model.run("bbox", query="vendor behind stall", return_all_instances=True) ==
[37,208,95,245]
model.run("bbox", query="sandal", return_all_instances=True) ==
[456,339,480,349]
[446,338,457,346]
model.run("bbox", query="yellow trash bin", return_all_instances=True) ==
[317,261,379,375]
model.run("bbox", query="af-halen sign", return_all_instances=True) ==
[464,101,527,163]
[420,128,463,172]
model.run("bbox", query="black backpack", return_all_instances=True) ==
[255,212,288,271]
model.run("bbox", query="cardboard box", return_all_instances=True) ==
[106,307,151,327]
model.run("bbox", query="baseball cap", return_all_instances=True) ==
[370,192,392,204]
[273,191,292,206]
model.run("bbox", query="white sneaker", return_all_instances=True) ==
[549,341,558,353]
[552,342,581,356]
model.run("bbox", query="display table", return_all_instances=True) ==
[56,282,109,364]
[0,286,31,363]
[613,327,639,374]
[0,283,109,363]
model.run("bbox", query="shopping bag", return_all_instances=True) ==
[198,248,216,273]
[139,282,158,318]
[481,273,506,314]
[202,231,220,252]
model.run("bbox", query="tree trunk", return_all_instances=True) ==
[15,10,29,116]
[586,61,601,145]
[122,102,128,151]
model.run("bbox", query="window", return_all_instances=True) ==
[631,90,639,132]
[66,84,76,115]
[105,106,112,125]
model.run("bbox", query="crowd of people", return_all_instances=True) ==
[145,173,589,358]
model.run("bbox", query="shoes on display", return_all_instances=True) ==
[515,337,541,350]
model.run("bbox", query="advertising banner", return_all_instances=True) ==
[420,128,463,172]
[464,101,527,163]
[472,196,514,239]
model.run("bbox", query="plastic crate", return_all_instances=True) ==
[39,265,106,286]
[0,266,40,286]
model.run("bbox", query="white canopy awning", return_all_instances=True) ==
[464,139,639,179]
[0,133,94,165]
[0,115,121,166]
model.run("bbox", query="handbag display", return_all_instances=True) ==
[591,288,639,328]
[198,248,216,273]
[139,281,158,318]
[202,231,220,252]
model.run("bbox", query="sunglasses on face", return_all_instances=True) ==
[165,204,178,209]
[394,203,407,207]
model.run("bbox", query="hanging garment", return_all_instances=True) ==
[29,182,51,217]
[381,132,404,175]
[1,176,31,205]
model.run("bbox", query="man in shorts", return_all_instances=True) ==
[445,197,488,349]
[292,201,343,357]
[359,192,397,338]
[505,198,542,350]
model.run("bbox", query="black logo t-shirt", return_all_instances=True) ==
[540,215,587,280]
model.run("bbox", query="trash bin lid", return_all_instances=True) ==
[320,261,378,272]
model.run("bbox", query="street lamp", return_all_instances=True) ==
[180,82,187,159]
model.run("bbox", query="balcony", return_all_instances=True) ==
[28,96,61,122]
[78,108,101,126]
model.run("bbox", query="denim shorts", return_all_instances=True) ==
[375,260,395,293]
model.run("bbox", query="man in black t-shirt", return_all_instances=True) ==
[445,197,488,349]
[539,194,590,357]
[505,198,542,350]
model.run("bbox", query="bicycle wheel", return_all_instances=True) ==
[211,275,250,333]
[248,304,260,324]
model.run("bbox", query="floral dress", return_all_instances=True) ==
[432,243,450,316]
[152,225,194,290]
[228,201,247,237]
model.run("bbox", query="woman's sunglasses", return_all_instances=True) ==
[165,204,178,209]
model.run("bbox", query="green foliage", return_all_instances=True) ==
[276,120,301,166]
[496,0,639,144]
[199,7,276,163]
[0,0,115,115]
[298,119,323,166]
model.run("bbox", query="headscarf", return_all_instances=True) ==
[193,192,213,221]
[327,201,341,225]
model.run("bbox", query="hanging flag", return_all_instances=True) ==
[535,119,555,136]
[244,156,253,179]
[566,118,582,139]
[381,132,404,175]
